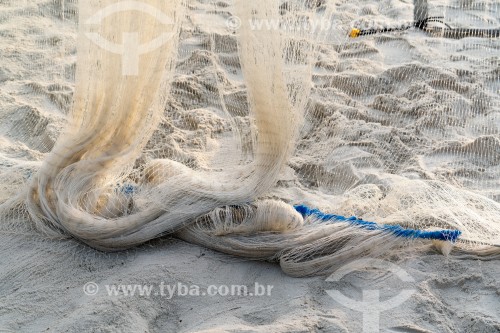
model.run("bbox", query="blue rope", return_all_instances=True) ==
[119,184,136,195]
[294,204,462,242]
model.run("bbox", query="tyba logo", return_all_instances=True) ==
[84,1,175,76]
[326,258,416,333]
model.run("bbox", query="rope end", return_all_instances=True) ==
[349,28,361,38]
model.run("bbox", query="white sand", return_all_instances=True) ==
[1,235,499,332]
[1,0,499,332]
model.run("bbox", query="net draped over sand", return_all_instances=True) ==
[1,0,500,277]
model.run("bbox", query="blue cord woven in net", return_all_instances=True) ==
[294,204,462,242]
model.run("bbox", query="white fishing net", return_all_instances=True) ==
[1,0,499,277]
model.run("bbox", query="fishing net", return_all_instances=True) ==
[1,0,499,277]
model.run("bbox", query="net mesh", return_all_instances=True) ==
[1,0,499,277]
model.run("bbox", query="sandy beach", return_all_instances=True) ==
[1,0,499,332]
